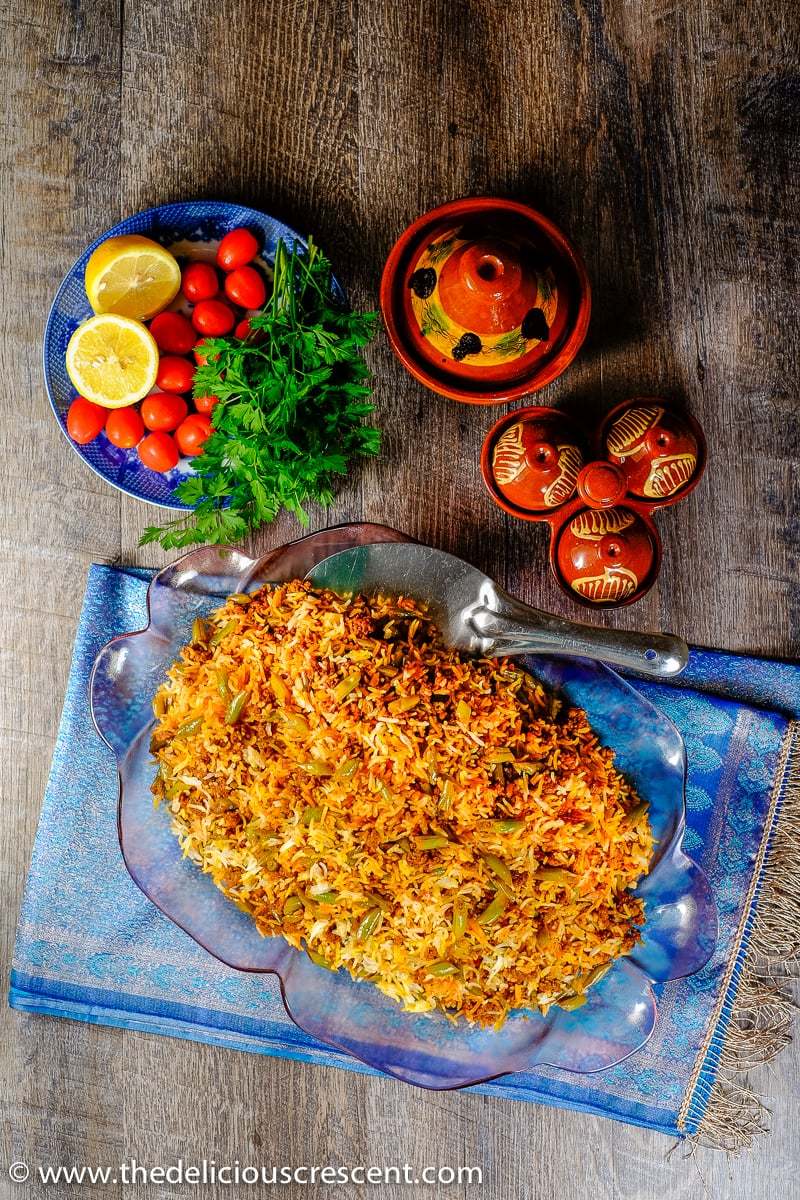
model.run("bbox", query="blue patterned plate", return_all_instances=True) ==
[44,200,314,509]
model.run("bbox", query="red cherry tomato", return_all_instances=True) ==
[224,265,267,310]
[192,299,236,336]
[194,394,219,414]
[216,227,259,271]
[141,392,188,432]
[234,317,252,339]
[175,413,213,457]
[66,396,107,445]
[181,261,219,303]
[149,311,195,355]
[156,355,195,393]
[105,406,145,449]
[138,432,179,472]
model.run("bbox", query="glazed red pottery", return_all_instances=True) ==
[481,399,706,607]
[380,198,591,404]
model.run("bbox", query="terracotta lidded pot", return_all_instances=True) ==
[601,400,705,503]
[484,408,585,514]
[380,198,591,404]
[481,399,706,607]
[554,506,661,606]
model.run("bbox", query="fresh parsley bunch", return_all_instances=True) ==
[141,238,380,549]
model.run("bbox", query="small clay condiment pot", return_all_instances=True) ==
[380,197,591,404]
[481,399,706,607]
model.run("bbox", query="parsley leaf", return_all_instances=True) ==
[141,238,380,550]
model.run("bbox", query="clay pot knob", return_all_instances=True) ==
[458,241,522,301]
[576,461,627,509]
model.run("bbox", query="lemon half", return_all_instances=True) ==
[85,234,181,320]
[65,314,159,408]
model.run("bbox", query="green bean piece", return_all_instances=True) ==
[283,896,302,916]
[283,711,309,736]
[579,962,612,991]
[559,992,588,1011]
[314,891,339,905]
[210,619,238,646]
[486,748,515,763]
[191,617,208,645]
[356,907,382,940]
[149,728,170,753]
[456,700,471,724]
[418,834,450,850]
[477,892,509,925]
[378,782,394,804]
[335,756,360,780]
[175,716,203,739]
[427,961,459,977]
[495,818,525,833]
[164,780,185,801]
[306,948,334,970]
[333,671,361,703]
[534,866,576,883]
[299,761,333,776]
[302,806,323,825]
[483,854,513,887]
[452,900,468,939]
[216,669,230,700]
[228,592,251,605]
[625,800,649,825]
[390,695,419,713]
[225,689,249,725]
[438,779,454,811]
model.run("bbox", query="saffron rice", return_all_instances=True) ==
[151,581,652,1027]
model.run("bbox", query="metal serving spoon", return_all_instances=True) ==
[306,542,688,678]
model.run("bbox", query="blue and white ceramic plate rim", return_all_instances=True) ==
[44,199,341,510]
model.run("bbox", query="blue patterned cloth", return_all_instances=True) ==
[10,566,799,1137]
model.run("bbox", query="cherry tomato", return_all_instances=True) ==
[138,431,179,472]
[156,355,195,393]
[105,406,145,449]
[224,265,267,310]
[175,412,213,456]
[141,392,188,432]
[181,261,219,303]
[194,393,219,414]
[66,396,107,445]
[192,299,236,336]
[234,317,253,339]
[217,227,259,271]
[149,311,196,355]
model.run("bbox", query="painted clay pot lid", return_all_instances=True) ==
[380,198,591,404]
[555,506,660,606]
[601,400,705,502]
[484,408,584,514]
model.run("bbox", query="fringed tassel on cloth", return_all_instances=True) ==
[689,721,800,1151]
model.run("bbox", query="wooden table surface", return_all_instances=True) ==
[2,1,798,1196]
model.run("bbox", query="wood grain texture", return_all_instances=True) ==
[1,0,799,1197]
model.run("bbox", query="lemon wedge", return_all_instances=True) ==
[85,234,181,319]
[65,314,159,408]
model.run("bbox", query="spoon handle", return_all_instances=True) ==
[467,588,688,678]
